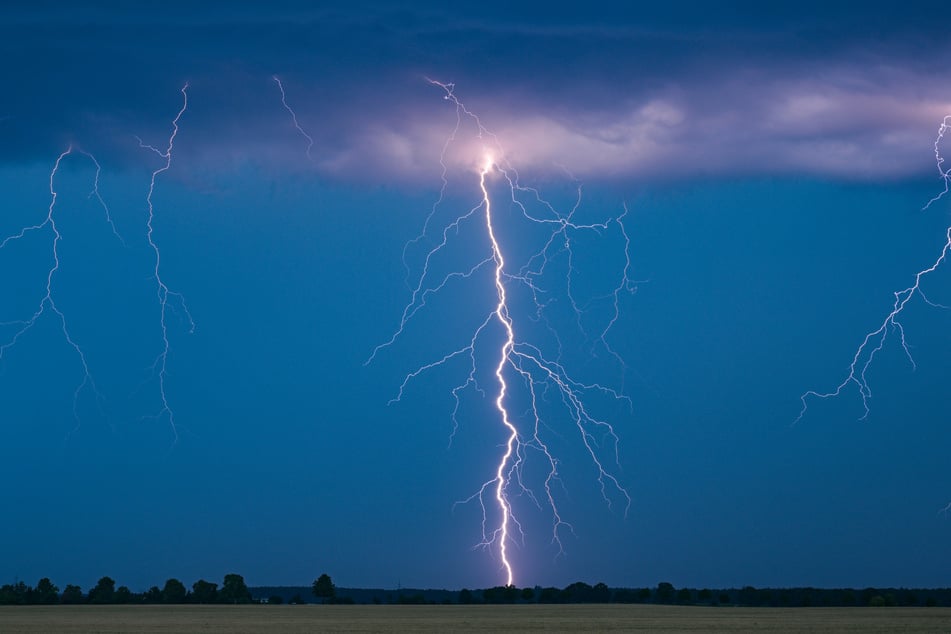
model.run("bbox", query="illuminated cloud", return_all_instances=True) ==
[314,69,951,183]
[1,3,949,184]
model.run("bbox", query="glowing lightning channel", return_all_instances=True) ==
[0,145,121,421]
[136,83,194,442]
[370,81,634,586]
[481,155,518,585]
[273,76,316,164]
[797,116,951,423]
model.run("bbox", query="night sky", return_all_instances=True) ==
[3,2,951,592]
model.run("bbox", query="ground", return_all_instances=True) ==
[1,604,950,633]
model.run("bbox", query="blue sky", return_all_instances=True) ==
[2,2,951,591]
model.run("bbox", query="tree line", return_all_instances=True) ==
[297,581,951,607]
[255,579,951,607]
[0,573,338,606]
[0,573,256,605]
[456,582,951,607]
[3,575,950,607]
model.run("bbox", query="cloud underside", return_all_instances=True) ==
[286,67,951,183]
[2,6,950,183]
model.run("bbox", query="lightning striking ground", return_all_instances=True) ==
[0,146,119,422]
[370,81,634,585]
[797,116,951,423]
[137,83,194,442]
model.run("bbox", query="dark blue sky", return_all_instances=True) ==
[2,2,951,592]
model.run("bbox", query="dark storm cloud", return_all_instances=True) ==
[3,2,949,180]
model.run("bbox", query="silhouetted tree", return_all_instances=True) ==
[538,587,565,603]
[0,582,31,605]
[88,576,116,604]
[144,586,162,603]
[312,574,335,603]
[564,581,594,603]
[289,593,305,605]
[161,578,187,604]
[483,585,519,603]
[268,595,284,604]
[521,586,535,602]
[458,588,474,604]
[115,586,133,604]
[61,584,84,604]
[656,582,675,604]
[592,582,611,603]
[34,578,58,605]
[191,579,218,604]
[219,573,251,604]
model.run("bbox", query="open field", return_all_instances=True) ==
[2,604,951,633]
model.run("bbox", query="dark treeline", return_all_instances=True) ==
[254,581,951,607]
[0,573,255,605]
[0,572,336,606]
[465,582,951,608]
[4,575,951,607]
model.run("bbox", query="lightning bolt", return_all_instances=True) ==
[0,145,120,422]
[479,153,520,585]
[136,83,194,442]
[797,115,951,423]
[370,81,634,585]
[273,76,316,164]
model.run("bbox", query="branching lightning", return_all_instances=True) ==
[273,76,316,164]
[797,116,951,423]
[0,146,120,421]
[369,81,635,585]
[1,83,194,438]
[136,83,194,441]
[1,84,195,439]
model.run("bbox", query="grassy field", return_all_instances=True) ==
[1,604,950,633]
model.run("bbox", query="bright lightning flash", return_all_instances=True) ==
[369,81,635,586]
[798,116,951,423]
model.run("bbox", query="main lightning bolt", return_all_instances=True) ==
[480,154,519,585]
[137,83,194,441]
[797,115,951,423]
[370,81,634,585]
[0,145,121,421]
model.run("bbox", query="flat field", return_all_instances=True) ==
[1,604,950,633]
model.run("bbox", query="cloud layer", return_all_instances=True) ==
[2,3,950,183]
